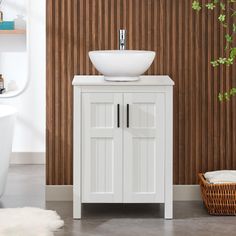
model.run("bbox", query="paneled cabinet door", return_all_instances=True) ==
[123,93,165,203]
[82,93,123,203]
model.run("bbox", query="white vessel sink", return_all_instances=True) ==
[88,50,156,81]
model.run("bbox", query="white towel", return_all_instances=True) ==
[204,170,236,184]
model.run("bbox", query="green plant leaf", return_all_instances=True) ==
[192,1,201,11]
[233,24,236,32]
[211,61,219,67]
[230,87,236,96]
[218,93,224,102]
[226,58,234,65]
[218,57,227,64]
[220,2,225,10]
[225,34,233,42]
[230,47,236,58]
[218,14,226,22]
[218,88,236,101]
[206,3,216,10]
[225,92,230,100]
[211,60,219,67]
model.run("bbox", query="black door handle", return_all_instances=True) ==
[127,104,129,128]
[117,104,120,128]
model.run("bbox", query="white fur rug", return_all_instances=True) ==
[0,207,64,236]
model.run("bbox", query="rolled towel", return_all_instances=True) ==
[204,170,236,184]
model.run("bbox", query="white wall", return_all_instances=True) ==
[0,0,46,153]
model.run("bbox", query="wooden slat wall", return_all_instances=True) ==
[46,0,236,185]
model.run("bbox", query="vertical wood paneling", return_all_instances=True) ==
[47,0,236,185]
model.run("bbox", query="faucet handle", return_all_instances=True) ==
[119,29,127,50]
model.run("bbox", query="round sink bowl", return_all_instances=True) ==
[88,50,156,81]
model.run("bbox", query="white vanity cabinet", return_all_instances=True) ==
[73,76,174,220]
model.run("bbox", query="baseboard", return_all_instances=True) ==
[10,152,46,165]
[46,185,73,201]
[173,185,201,201]
[45,185,201,201]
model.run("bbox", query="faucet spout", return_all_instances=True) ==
[119,29,126,50]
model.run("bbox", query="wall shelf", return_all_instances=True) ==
[0,29,26,35]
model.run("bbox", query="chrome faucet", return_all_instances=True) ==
[119,29,126,50]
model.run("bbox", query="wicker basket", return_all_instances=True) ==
[199,173,236,215]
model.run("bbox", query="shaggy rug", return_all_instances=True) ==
[0,207,64,236]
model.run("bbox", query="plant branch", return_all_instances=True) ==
[229,7,236,12]
[192,0,236,101]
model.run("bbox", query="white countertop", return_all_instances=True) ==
[72,75,174,86]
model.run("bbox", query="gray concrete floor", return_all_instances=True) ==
[1,165,236,236]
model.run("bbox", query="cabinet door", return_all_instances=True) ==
[82,93,123,203]
[123,93,165,203]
